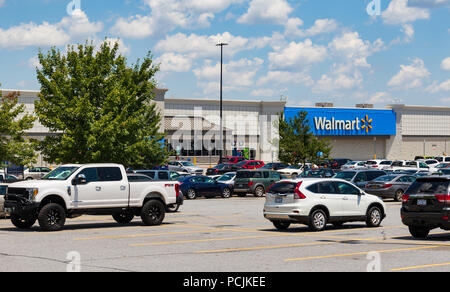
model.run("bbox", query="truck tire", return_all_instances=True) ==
[141,200,166,226]
[409,226,430,239]
[37,203,66,232]
[166,204,180,213]
[112,212,134,224]
[253,186,265,197]
[11,214,36,229]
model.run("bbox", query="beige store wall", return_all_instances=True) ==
[325,136,387,160]
[401,136,450,159]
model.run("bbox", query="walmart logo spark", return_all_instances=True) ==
[361,115,373,133]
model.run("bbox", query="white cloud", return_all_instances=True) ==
[0,9,103,49]
[368,92,396,104]
[382,0,430,25]
[441,57,450,71]
[257,70,314,86]
[328,31,384,68]
[268,39,327,70]
[426,79,450,93]
[237,0,293,25]
[285,18,339,38]
[155,53,193,72]
[313,70,363,93]
[193,58,264,94]
[388,58,431,89]
[250,88,276,98]
[111,0,242,39]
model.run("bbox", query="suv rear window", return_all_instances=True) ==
[268,182,297,194]
[407,179,449,196]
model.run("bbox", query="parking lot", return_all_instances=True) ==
[1,196,450,272]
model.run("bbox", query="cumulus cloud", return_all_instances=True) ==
[268,39,328,70]
[111,0,243,39]
[237,0,293,25]
[382,0,430,25]
[0,9,102,49]
[285,18,339,38]
[441,57,450,71]
[388,58,431,89]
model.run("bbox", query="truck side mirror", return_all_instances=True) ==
[72,174,87,185]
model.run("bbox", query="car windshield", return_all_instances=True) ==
[214,164,226,169]
[180,162,194,167]
[300,170,322,177]
[436,163,450,168]
[346,162,357,165]
[236,161,248,167]
[42,166,79,180]
[380,161,392,165]
[218,173,235,181]
[287,165,301,169]
[373,175,397,182]
[334,171,356,181]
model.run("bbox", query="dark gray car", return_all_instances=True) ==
[364,174,416,201]
[333,169,387,188]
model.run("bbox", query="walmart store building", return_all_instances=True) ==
[2,87,450,163]
[285,104,450,160]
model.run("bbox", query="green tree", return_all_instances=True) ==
[34,40,169,168]
[0,87,37,168]
[276,111,332,166]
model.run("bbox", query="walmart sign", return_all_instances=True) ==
[284,107,396,136]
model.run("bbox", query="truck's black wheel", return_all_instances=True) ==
[38,203,66,232]
[409,226,430,239]
[112,212,134,224]
[166,204,180,213]
[141,200,166,226]
[11,214,36,229]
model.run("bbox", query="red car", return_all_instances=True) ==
[219,156,247,164]
[232,160,265,170]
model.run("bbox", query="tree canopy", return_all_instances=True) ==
[276,111,332,166]
[0,87,37,168]
[34,40,169,168]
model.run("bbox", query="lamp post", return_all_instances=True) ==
[216,42,228,163]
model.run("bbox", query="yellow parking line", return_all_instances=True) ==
[391,262,450,271]
[74,229,225,240]
[130,234,288,247]
[284,245,443,262]
[197,241,337,253]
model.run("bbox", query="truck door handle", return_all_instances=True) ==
[96,187,101,191]
[120,186,126,191]
[343,197,349,200]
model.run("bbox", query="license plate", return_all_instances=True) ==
[417,199,427,206]
[275,197,283,204]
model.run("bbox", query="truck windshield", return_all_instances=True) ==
[42,166,79,180]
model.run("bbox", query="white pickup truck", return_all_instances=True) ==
[3,164,182,231]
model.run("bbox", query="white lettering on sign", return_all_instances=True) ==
[314,117,360,131]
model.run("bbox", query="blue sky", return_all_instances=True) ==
[0,0,449,107]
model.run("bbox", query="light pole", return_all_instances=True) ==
[216,43,228,163]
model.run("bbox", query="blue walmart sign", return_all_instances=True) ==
[284,107,396,136]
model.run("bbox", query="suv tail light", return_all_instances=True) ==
[294,182,306,200]
[402,194,410,203]
[175,184,180,198]
[435,194,450,203]
[248,181,254,187]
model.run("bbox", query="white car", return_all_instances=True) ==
[418,159,440,168]
[340,161,366,171]
[215,172,236,188]
[277,165,304,177]
[263,178,386,231]
[365,160,392,169]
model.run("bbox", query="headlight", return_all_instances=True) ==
[27,188,39,201]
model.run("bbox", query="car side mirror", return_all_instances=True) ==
[359,191,365,196]
[72,174,87,185]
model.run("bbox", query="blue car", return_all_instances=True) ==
[179,175,232,200]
